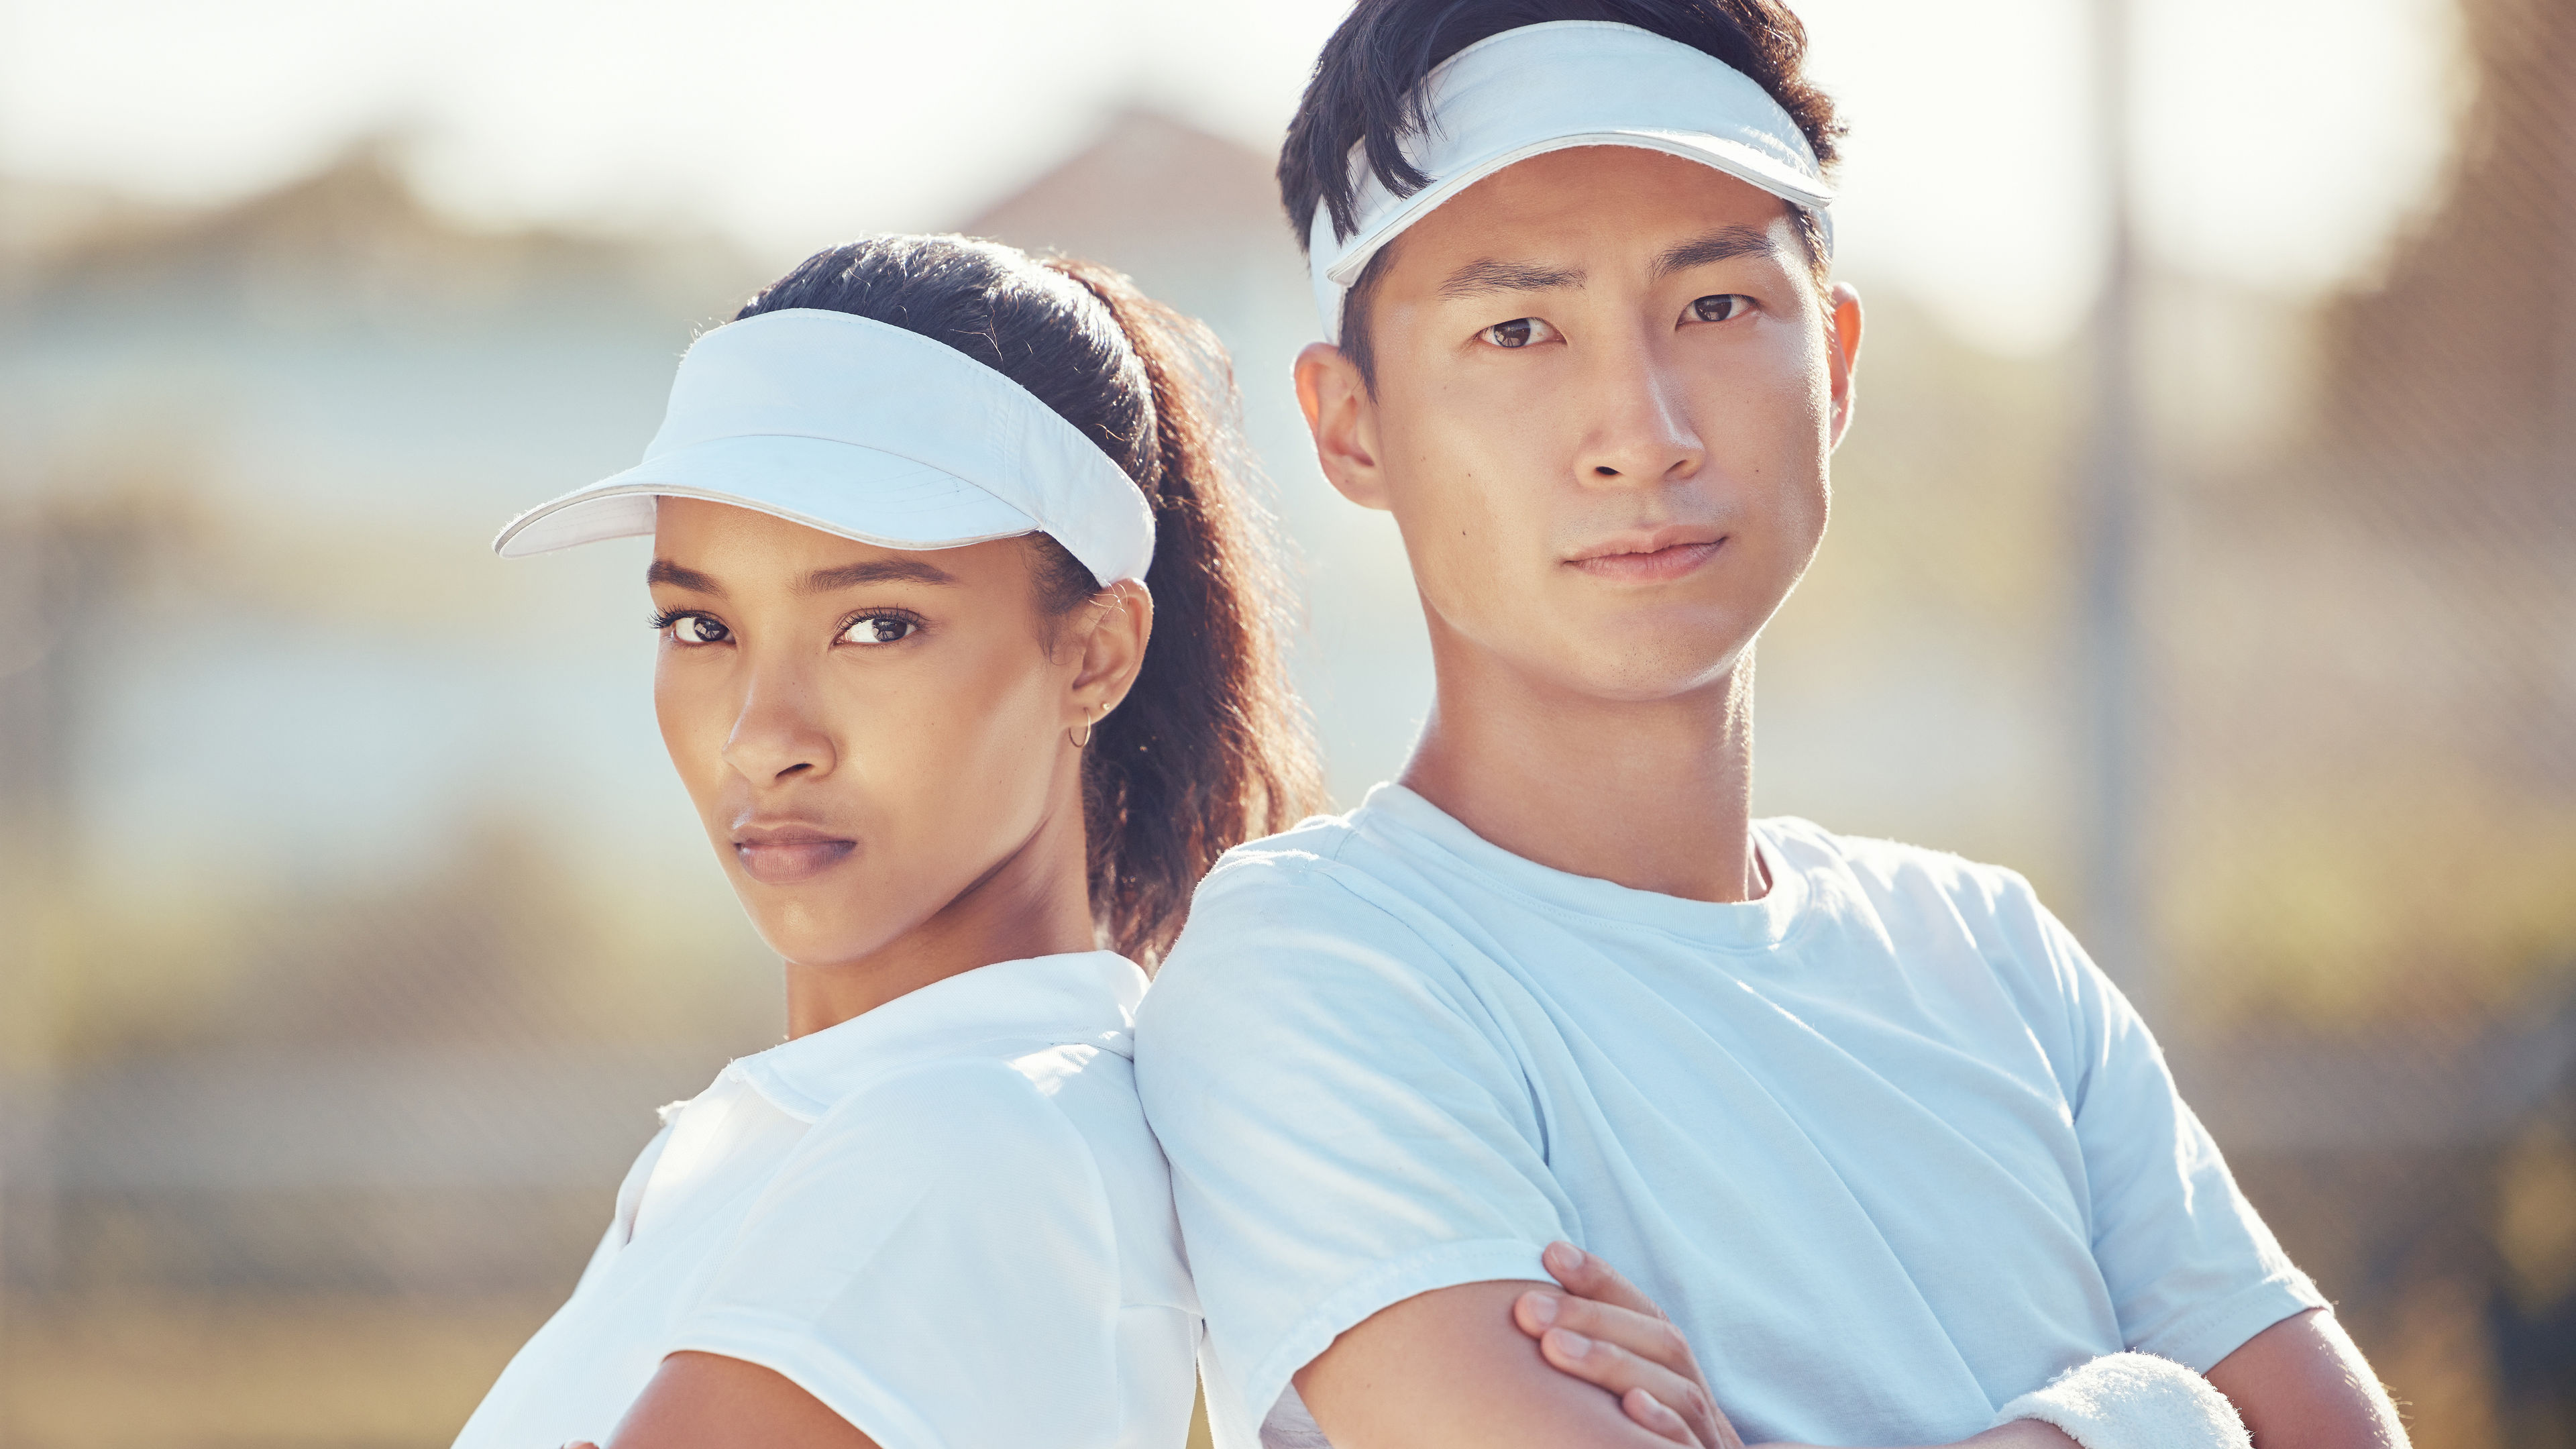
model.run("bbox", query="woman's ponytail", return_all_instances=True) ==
[1037,258,1327,963]
[736,236,1326,965]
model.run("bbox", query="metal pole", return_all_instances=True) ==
[2079,0,2151,1017]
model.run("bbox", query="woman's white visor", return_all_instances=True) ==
[492,308,1157,586]
[1309,19,1836,343]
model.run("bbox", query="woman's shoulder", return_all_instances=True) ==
[775,1044,1186,1305]
[796,1042,1148,1186]
[731,950,1153,1168]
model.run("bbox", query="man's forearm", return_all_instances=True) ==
[1297,1279,1715,1449]
[2206,1310,2408,1449]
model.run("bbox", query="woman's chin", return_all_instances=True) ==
[773,926,898,969]
[732,895,907,973]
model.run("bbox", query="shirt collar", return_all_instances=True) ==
[1354,784,1811,952]
[729,951,1146,1123]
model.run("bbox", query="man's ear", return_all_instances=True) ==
[1293,342,1393,512]
[1824,282,1864,450]
[1066,578,1152,734]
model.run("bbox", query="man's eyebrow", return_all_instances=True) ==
[646,559,724,596]
[802,559,959,592]
[1652,227,1782,280]
[1437,258,1587,299]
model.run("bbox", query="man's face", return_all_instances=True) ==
[1303,146,1861,704]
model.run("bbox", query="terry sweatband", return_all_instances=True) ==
[1307,19,1837,342]
[1990,1350,2253,1449]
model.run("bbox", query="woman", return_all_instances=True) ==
[452,235,1322,1449]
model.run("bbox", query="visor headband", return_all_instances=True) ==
[1307,20,1835,343]
[493,308,1158,586]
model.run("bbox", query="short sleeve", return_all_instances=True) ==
[2027,892,2327,1369]
[667,1061,1124,1449]
[1134,857,1570,1431]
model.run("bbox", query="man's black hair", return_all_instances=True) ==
[1281,0,1844,383]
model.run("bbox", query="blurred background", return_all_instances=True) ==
[1,0,2570,1443]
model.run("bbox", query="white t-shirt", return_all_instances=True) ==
[455,951,1199,1449]
[1134,786,2322,1449]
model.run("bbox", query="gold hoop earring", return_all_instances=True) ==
[1069,707,1097,750]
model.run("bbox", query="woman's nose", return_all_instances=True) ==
[720,665,837,785]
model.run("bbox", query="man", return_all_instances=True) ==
[1132,3,2411,1448]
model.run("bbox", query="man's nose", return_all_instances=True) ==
[1573,335,1707,486]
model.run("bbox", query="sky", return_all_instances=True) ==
[1,0,2461,354]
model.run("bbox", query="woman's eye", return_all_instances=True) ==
[841,615,916,646]
[667,614,729,645]
[1480,317,1558,350]
[1685,294,1754,325]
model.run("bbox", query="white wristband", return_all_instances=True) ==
[1990,1351,2251,1449]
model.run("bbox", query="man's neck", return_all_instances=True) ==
[1398,638,1763,905]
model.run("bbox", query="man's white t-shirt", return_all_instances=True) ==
[1134,786,2322,1449]
[455,951,1199,1449]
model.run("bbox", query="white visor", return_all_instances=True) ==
[492,308,1157,586]
[1309,19,1835,342]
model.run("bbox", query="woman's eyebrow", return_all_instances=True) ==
[1651,226,1779,280]
[646,559,725,596]
[802,559,959,592]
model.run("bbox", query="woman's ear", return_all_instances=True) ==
[1293,342,1393,511]
[1067,578,1153,733]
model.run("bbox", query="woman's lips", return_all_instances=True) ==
[733,834,857,885]
[1566,538,1724,582]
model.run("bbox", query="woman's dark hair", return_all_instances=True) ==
[1281,0,1844,384]
[735,235,1326,965]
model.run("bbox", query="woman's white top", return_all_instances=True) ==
[453,951,1199,1449]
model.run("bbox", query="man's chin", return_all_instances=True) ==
[1503,634,1759,706]
[1566,651,1756,704]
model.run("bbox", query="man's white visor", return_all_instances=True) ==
[492,308,1157,586]
[1309,19,1835,342]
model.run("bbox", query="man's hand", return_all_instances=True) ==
[1512,1242,1746,1448]
[1518,1242,2080,1449]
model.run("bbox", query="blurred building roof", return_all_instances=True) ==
[13,137,749,321]
[961,108,1290,268]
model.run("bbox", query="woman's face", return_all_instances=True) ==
[647,498,1139,973]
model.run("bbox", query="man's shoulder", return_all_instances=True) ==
[1176,800,1446,939]
[1139,810,1474,1056]
[1195,806,1368,890]
[1762,814,2047,924]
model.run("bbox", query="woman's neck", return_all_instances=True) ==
[779,787,1097,1038]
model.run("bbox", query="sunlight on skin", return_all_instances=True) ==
[647,498,1148,1034]
[1294,146,1862,911]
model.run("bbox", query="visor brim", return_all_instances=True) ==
[492,433,1044,559]
[1324,128,1834,289]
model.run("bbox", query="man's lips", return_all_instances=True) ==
[732,824,857,885]
[1564,529,1727,582]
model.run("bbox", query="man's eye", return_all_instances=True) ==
[1480,317,1558,350]
[840,615,917,646]
[667,614,729,645]
[1685,294,1754,324]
